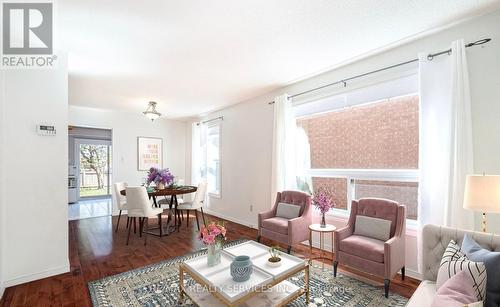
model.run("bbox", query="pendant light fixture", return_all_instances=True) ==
[143,101,161,122]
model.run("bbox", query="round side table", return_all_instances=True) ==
[309,224,336,267]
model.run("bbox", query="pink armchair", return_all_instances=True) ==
[257,191,312,254]
[333,198,406,298]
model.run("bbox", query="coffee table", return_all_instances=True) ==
[178,241,309,306]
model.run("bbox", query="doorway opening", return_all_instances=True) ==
[68,126,113,220]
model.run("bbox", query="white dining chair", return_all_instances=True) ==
[157,178,185,208]
[125,186,163,245]
[176,180,208,230]
[113,182,128,233]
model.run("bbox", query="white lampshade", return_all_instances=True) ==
[463,175,500,213]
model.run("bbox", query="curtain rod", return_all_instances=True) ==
[197,116,224,125]
[268,38,491,105]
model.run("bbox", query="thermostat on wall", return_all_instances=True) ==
[37,124,56,136]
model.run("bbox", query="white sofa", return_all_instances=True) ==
[406,224,500,307]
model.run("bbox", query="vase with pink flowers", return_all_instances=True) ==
[198,221,227,267]
[313,187,335,228]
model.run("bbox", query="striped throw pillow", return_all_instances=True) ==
[436,240,487,301]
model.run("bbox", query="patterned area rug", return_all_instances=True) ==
[88,240,409,306]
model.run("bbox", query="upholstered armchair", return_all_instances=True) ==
[257,191,312,254]
[333,198,406,298]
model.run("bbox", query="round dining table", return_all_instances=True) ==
[121,185,197,237]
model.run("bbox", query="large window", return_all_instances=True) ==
[206,123,221,197]
[192,120,222,198]
[296,75,419,220]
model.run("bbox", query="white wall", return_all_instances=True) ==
[0,59,5,298]
[68,106,188,214]
[190,9,500,279]
[0,56,69,291]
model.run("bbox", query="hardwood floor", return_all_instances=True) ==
[0,212,419,306]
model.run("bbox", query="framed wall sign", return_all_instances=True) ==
[137,137,163,171]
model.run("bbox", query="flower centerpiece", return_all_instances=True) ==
[198,221,227,266]
[146,167,174,190]
[313,187,335,228]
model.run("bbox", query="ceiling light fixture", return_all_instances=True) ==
[143,101,161,122]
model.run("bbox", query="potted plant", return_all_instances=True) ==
[146,167,174,189]
[267,246,282,267]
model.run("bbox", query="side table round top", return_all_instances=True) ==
[309,224,336,232]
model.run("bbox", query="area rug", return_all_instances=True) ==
[88,240,409,306]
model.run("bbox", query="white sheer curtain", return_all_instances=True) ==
[295,127,313,194]
[418,39,474,270]
[271,94,297,203]
[191,122,207,185]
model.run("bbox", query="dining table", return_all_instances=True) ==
[120,185,197,237]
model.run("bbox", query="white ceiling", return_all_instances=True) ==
[59,0,499,119]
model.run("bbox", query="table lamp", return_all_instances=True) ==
[463,174,500,232]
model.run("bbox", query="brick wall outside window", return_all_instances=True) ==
[297,95,419,219]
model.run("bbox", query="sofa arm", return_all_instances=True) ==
[258,210,275,229]
[333,226,353,258]
[384,236,405,279]
[288,215,311,244]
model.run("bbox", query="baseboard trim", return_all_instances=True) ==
[405,268,422,280]
[203,209,257,230]
[2,264,70,288]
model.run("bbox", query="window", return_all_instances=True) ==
[206,123,221,197]
[192,121,222,198]
[76,139,113,199]
[295,74,419,220]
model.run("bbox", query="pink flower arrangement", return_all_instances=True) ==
[198,221,227,245]
[313,187,335,214]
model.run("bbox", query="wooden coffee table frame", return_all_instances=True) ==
[178,261,310,306]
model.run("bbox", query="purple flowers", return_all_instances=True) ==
[146,167,174,186]
[313,187,335,214]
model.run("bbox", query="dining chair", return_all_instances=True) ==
[113,182,128,233]
[156,178,185,209]
[176,180,207,230]
[125,186,163,245]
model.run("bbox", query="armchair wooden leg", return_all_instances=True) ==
[287,245,292,254]
[256,235,261,243]
[126,216,130,228]
[384,279,390,298]
[133,218,137,234]
[401,267,405,280]
[333,261,338,277]
[115,210,122,233]
[186,210,190,228]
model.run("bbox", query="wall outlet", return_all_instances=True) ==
[250,204,253,212]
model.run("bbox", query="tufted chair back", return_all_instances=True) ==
[351,198,401,237]
[422,224,500,281]
[274,190,311,216]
